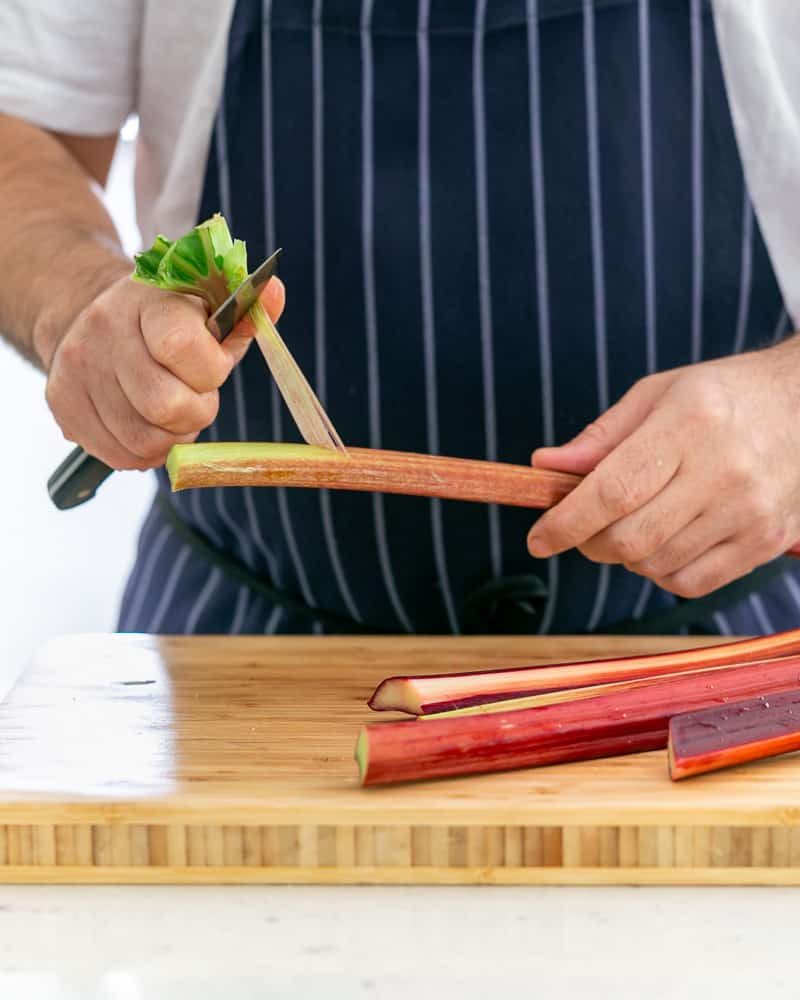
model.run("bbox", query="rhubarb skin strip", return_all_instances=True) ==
[668,689,800,780]
[356,654,800,786]
[368,628,800,715]
[166,442,579,509]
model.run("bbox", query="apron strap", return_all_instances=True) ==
[459,558,795,634]
[158,490,791,636]
[155,491,381,634]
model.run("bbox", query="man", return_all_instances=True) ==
[1,0,799,636]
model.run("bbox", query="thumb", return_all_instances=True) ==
[221,276,286,365]
[532,374,670,476]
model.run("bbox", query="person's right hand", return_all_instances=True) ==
[40,274,285,470]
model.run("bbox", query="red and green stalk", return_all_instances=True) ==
[367,629,800,715]
[668,688,800,780]
[355,654,800,785]
[166,442,580,509]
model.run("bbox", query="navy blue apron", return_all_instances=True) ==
[119,0,800,637]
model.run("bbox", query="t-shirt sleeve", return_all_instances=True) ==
[0,0,141,135]
[714,0,800,326]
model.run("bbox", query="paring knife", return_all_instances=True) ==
[48,248,284,510]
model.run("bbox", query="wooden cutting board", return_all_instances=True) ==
[2,632,800,885]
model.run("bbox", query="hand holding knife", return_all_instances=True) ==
[47,248,345,509]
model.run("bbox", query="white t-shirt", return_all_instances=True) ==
[1,0,800,323]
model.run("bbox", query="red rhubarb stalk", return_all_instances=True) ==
[414,666,751,720]
[355,654,800,786]
[668,688,800,780]
[166,442,580,509]
[368,629,800,715]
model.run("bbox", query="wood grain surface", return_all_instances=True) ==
[2,633,800,884]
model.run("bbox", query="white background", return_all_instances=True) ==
[0,133,151,697]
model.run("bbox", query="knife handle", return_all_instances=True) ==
[47,446,114,510]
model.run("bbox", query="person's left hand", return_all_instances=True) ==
[526,340,800,598]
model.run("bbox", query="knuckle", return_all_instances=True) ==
[744,491,776,528]
[666,571,714,600]
[690,382,732,427]
[611,530,648,565]
[198,391,220,428]
[724,455,755,489]
[80,298,110,332]
[55,335,86,373]
[597,472,638,517]
[578,420,610,447]
[147,390,185,430]
[155,323,196,368]
[125,423,164,461]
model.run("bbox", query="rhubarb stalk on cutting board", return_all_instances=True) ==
[668,689,800,780]
[367,628,800,715]
[355,654,800,785]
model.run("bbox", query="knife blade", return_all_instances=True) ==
[48,249,285,510]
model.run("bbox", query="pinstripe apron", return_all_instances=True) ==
[119,0,800,637]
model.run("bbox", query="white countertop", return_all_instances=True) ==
[0,884,792,999]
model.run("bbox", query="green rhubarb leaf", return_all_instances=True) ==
[132,213,248,309]
[132,235,172,283]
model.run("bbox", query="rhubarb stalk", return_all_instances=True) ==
[165,441,580,509]
[367,628,800,715]
[668,689,800,780]
[355,654,800,785]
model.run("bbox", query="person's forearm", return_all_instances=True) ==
[0,113,131,370]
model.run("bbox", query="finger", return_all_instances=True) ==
[579,474,708,566]
[626,509,737,580]
[528,415,681,558]
[46,377,151,471]
[140,294,233,393]
[657,535,765,600]
[532,371,679,476]
[114,329,219,436]
[222,277,286,366]
[90,374,198,462]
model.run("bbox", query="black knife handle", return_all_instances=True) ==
[47,446,114,510]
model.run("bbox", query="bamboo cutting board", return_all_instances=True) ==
[2,632,800,885]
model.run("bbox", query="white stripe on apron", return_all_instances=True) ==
[312,0,364,629]
[263,0,321,632]
[360,0,414,632]
[417,0,459,634]
[526,0,559,634]
[732,191,754,354]
[147,544,192,633]
[690,0,704,364]
[583,0,611,633]
[473,0,502,579]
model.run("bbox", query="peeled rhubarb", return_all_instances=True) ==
[166,442,580,509]
[356,654,800,785]
[368,629,800,715]
[668,689,800,780]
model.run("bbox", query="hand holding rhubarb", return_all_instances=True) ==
[528,343,800,598]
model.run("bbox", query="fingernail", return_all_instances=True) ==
[528,535,552,558]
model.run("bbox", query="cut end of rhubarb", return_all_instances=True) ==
[165,445,184,491]
[355,729,369,785]
[165,441,340,492]
[367,678,422,715]
[667,732,682,781]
